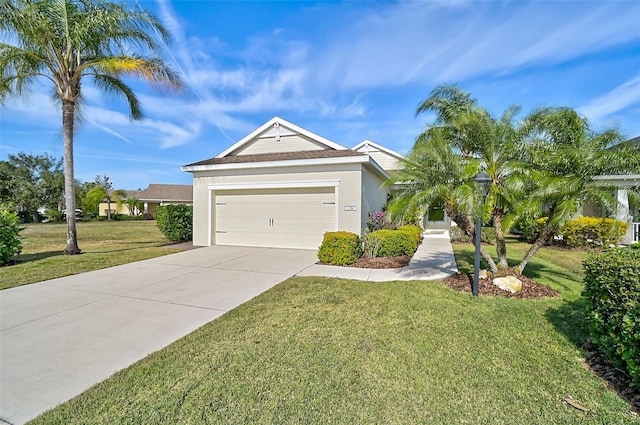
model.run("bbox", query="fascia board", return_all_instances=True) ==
[182,155,370,172]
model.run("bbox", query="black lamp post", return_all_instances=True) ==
[473,170,491,297]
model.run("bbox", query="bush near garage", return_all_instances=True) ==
[0,207,22,265]
[367,228,420,258]
[318,231,362,266]
[155,205,193,242]
[583,248,640,389]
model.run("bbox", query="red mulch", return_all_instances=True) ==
[442,269,559,299]
[318,255,411,269]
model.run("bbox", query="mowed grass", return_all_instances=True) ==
[30,239,638,424]
[1,221,179,290]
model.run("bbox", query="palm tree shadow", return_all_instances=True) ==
[15,251,65,263]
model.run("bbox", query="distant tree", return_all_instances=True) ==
[85,175,126,220]
[125,197,142,216]
[0,0,183,254]
[0,153,63,222]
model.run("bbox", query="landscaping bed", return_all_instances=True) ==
[443,269,559,299]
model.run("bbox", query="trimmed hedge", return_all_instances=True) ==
[318,231,362,265]
[367,228,420,258]
[583,248,640,388]
[0,208,22,265]
[155,205,193,242]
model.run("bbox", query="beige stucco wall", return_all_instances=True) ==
[97,202,129,216]
[360,165,390,226]
[189,163,367,246]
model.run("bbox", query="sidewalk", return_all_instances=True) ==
[297,231,458,281]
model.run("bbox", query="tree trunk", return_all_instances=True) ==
[107,197,111,220]
[493,210,508,268]
[447,205,498,273]
[62,99,81,255]
[516,225,555,273]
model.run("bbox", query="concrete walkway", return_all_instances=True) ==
[298,231,458,281]
[0,246,318,425]
[0,233,457,424]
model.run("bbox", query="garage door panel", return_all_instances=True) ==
[215,188,335,249]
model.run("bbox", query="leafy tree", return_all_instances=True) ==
[0,0,183,254]
[0,152,63,222]
[85,175,126,220]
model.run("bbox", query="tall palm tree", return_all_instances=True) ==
[388,126,500,273]
[0,0,182,254]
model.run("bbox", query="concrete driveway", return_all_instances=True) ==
[0,246,318,425]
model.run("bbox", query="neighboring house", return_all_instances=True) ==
[182,116,400,249]
[97,184,193,217]
[590,174,640,245]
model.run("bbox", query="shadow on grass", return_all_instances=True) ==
[15,250,64,263]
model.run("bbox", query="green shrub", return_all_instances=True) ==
[0,208,22,265]
[561,217,627,247]
[155,205,193,242]
[45,209,63,222]
[397,225,422,241]
[369,228,419,257]
[583,249,640,388]
[318,231,362,265]
[449,226,496,244]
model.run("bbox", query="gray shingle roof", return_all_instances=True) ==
[184,149,365,167]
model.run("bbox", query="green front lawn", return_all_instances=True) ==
[30,240,637,424]
[1,221,180,290]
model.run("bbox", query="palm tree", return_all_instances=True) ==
[125,197,142,216]
[0,0,182,254]
[388,126,500,273]
[86,185,126,220]
[515,107,640,271]
[396,84,528,272]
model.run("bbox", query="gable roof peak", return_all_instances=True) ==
[216,116,348,158]
[352,139,405,160]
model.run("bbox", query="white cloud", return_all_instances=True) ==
[578,74,640,123]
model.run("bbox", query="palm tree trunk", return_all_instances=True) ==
[517,225,555,273]
[493,210,508,268]
[62,99,81,255]
[447,206,499,273]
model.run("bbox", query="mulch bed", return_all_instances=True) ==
[317,255,411,269]
[442,269,559,299]
[583,342,640,414]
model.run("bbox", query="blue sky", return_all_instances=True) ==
[1,0,639,190]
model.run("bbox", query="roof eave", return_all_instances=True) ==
[182,155,371,173]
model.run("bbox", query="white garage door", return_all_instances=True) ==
[214,188,336,249]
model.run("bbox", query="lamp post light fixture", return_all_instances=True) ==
[473,170,491,297]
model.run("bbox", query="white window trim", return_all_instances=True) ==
[207,180,340,246]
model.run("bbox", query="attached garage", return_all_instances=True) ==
[182,117,397,250]
[213,186,336,249]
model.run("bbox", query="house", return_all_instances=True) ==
[98,184,193,217]
[591,174,640,245]
[182,117,404,249]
